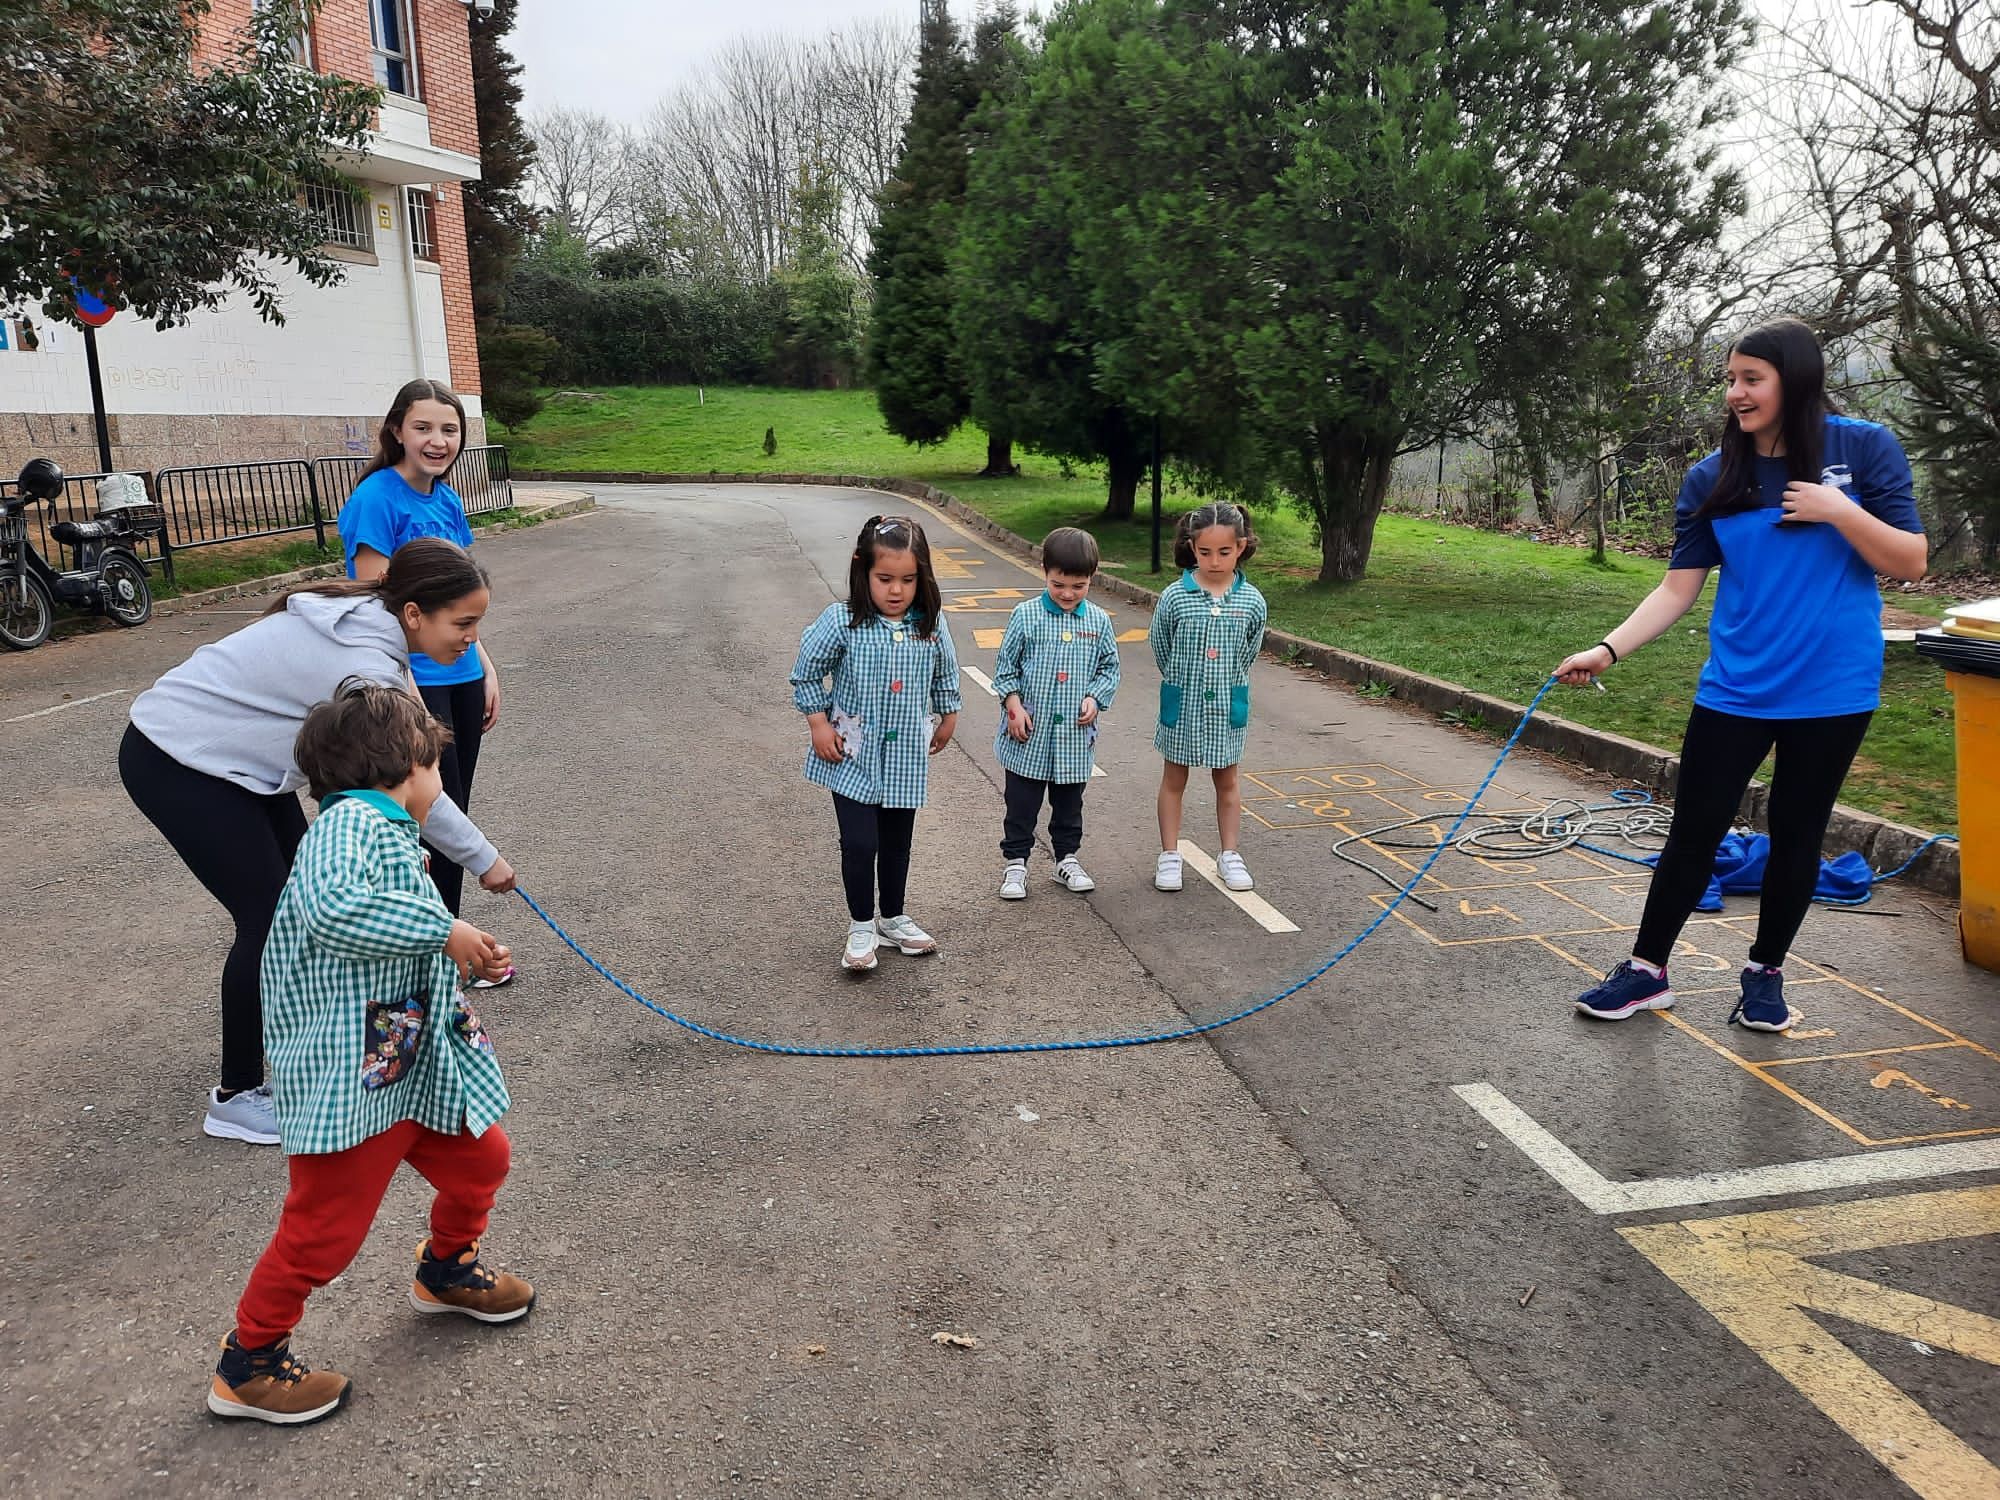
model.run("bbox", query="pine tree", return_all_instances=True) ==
[867,4,972,445]
[1896,312,2000,561]
[463,0,547,429]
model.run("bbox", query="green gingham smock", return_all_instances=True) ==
[1150,570,1269,769]
[990,593,1121,784]
[261,791,510,1156]
[791,603,964,809]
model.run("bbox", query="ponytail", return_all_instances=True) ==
[264,536,489,618]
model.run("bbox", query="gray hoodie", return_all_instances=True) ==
[129,590,499,875]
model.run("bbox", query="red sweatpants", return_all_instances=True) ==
[235,1120,511,1347]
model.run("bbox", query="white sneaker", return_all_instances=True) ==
[1154,850,1184,892]
[1217,850,1254,890]
[875,914,938,955]
[999,859,1029,900]
[1053,855,1095,893]
[204,1085,280,1146]
[842,923,880,971]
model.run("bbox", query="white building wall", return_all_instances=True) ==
[0,183,475,475]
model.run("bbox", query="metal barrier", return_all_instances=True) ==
[312,445,515,520]
[1,445,515,593]
[0,469,169,573]
[152,460,326,570]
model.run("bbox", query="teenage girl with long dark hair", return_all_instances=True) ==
[120,539,518,1145]
[338,380,511,984]
[1557,318,1927,1031]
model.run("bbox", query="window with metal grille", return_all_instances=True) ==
[305,183,373,251]
[406,188,438,261]
[370,0,417,97]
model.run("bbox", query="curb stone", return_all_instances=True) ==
[517,469,1961,897]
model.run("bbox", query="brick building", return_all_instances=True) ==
[0,0,489,477]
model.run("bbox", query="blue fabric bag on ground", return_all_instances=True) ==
[1648,831,1876,911]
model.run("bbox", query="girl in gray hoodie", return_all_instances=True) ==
[119,538,516,1146]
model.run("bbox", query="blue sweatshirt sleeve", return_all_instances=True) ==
[1667,456,1723,571]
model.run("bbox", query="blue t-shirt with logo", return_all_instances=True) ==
[336,468,484,687]
[1668,415,1922,719]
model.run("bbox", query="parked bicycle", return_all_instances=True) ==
[1,459,157,650]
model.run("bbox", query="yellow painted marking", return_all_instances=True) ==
[1762,1040,1966,1069]
[973,628,1006,649]
[1116,628,1147,642]
[1873,1067,1973,1111]
[1786,1028,1840,1041]
[1621,1186,2000,1500]
[1457,899,1521,922]
[931,548,987,580]
[941,588,1028,614]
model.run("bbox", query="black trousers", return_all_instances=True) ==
[119,724,307,1092]
[831,793,917,923]
[419,678,486,916]
[1634,704,1873,969]
[1001,771,1086,861]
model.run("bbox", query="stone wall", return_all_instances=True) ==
[1,410,489,482]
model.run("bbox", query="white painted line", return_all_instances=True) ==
[1454,1082,2000,1215]
[1178,839,1300,934]
[4,688,130,724]
[962,663,1107,778]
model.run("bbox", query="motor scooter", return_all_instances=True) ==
[0,459,158,650]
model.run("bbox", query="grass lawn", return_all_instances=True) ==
[499,386,1960,831]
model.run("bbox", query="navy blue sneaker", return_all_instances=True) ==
[1729,966,1799,1033]
[1575,959,1675,1020]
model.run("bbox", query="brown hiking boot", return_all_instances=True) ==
[409,1237,536,1323]
[206,1333,351,1425]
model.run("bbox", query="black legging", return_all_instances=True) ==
[1634,704,1873,969]
[831,792,917,923]
[119,725,307,1093]
[419,678,486,916]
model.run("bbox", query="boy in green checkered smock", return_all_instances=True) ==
[207,685,533,1429]
[1150,503,1269,896]
[791,515,962,973]
[992,527,1122,900]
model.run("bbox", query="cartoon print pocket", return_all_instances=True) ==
[1229,684,1250,729]
[361,995,427,1090]
[1158,682,1184,727]
[453,997,495,1057]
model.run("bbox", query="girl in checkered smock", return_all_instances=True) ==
[791,515,963,972]
[1150,503,1268,896]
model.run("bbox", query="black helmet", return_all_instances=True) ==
[16,458,64,501]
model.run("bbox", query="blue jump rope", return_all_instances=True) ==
[514,675,1951,1059]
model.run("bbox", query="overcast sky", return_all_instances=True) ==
[514,1,980,124]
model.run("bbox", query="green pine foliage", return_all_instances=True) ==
[1896,312,2000,561]
[867,4,975,445]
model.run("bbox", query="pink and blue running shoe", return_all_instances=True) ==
[1575,960,1675,1020]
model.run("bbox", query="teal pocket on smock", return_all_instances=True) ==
[1228,684,1250,729]
[1159,682,1183,727]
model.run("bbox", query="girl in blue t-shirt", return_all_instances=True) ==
[338,380,512,984]
[1556,318,1927,1032]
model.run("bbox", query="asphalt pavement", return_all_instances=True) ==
[2,481,1995,1499]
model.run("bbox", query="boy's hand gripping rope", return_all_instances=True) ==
[516,676,1562,1059]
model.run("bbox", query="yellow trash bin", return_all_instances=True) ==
[1948,668,2000,973]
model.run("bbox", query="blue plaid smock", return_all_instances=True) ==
[791,603,964,809]
[1150,570,1268,769]
[990,593,1121,784]
[261,791,510,1156]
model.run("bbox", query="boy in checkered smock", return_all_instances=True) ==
[992,527,1122,899]
[791,515,963,972]
[206,684,532,1429]
[1150,503,1269,896]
